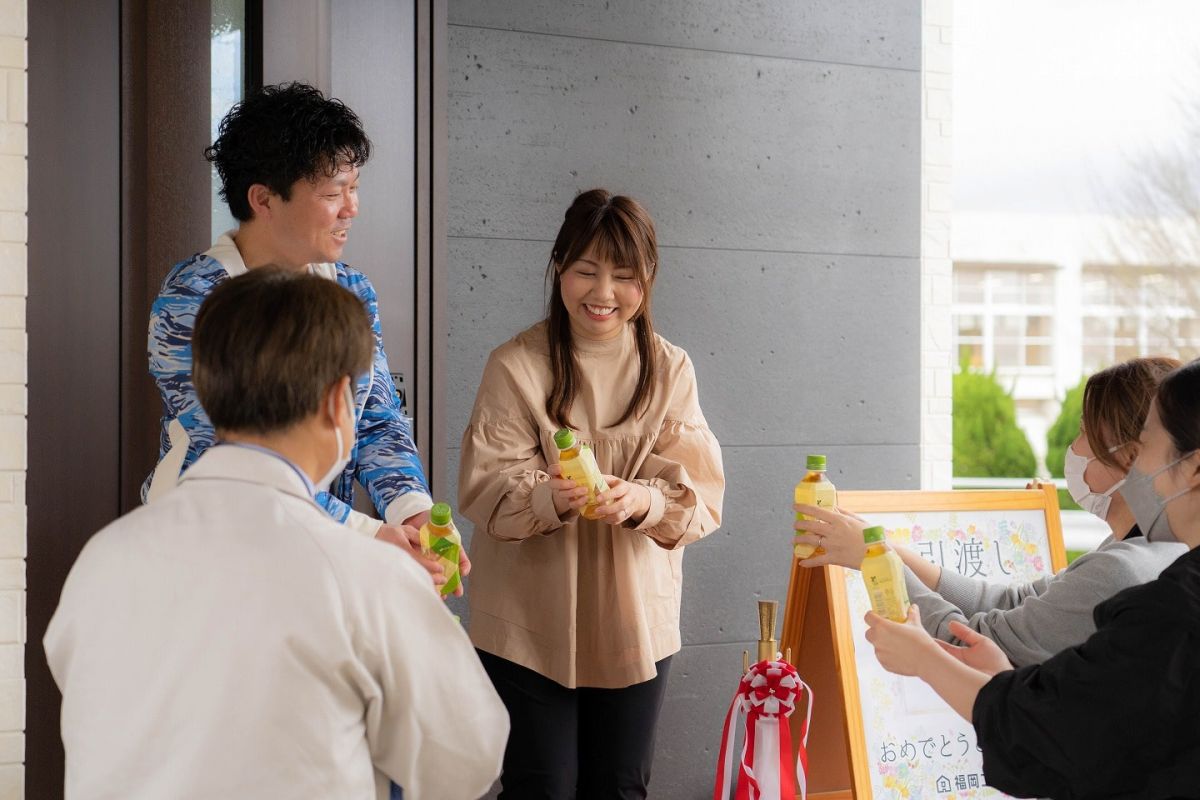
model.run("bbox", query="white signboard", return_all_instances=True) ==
[841,507,1056,799]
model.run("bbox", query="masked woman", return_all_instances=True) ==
[866,357,1200,799]
[794,356,1185,666]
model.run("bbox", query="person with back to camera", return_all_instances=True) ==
[458,189,726,798]
[46,268,509,800]
[863,356,1200,799]
[794,356,1187,667]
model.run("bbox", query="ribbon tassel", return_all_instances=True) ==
[713,658,813,800]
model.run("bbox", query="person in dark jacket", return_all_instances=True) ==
[865,357,1200,800]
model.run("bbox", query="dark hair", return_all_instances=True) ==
[544,189,658,428]
[1082,356,1181,469]
[193,268,373,434]
[205,82,371,221]
[1156,358,1200,457]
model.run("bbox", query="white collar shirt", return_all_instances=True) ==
[44,445,507,800]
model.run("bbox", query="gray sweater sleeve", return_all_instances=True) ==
[935,569,1052,617]
[906,538,1186,668]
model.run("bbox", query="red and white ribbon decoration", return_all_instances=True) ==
[713,658,813,800]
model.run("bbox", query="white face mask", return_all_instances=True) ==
[1064,442,1128,521]
[316,383,356,493]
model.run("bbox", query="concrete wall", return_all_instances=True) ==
[444,2,922,796]
[0,0,25,796]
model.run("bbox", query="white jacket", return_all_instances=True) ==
[45,444,508,800]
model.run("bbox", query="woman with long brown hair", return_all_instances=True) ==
[458,189,725,798]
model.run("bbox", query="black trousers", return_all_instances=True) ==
[478,650,673,800]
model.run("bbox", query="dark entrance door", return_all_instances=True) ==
[27,2,442,795]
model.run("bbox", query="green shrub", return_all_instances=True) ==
[1046,379,1085,477]
[953,366,1038,478]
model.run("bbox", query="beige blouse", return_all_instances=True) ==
[459,321,725,689]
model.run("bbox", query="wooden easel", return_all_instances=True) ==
[780,486,1066,800]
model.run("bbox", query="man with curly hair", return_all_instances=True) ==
[143,82,459,586]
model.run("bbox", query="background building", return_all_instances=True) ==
[953,211,1200,471]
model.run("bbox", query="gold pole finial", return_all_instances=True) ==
[756,600,779,662]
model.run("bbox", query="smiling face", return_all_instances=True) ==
[558,246,644,340]
[268,164,360,267]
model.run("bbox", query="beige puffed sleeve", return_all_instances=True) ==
[458,352,570,542]
[630,353,725,549]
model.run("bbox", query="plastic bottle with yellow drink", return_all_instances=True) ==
[419,502,462,598]
[554,428,610,520]
[793,454,837,559]
[860,525,910,622]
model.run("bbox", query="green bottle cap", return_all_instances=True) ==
[430,502,452,526]
[863,525,885,544]
[806,454,827,471]
[553,428,576,450]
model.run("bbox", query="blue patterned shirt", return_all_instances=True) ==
[142,234,432,529]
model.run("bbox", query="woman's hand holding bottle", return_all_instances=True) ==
[547,463,590,517]
[594,478,653,527]
[547,464,652,526]
[793,504,871,568]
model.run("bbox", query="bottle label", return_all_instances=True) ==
[561,446,609,495]
[561,445,611,520]
[863,553,910,622]
[794,479,837,559]
[420,523,462,597]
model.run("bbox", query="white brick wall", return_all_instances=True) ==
[922,0,954,490]
[0,1,24,797]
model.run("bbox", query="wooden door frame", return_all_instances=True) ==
[416,0,449,498]
[26,2,126,796]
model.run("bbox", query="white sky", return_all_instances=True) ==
[953,0,1200,214]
